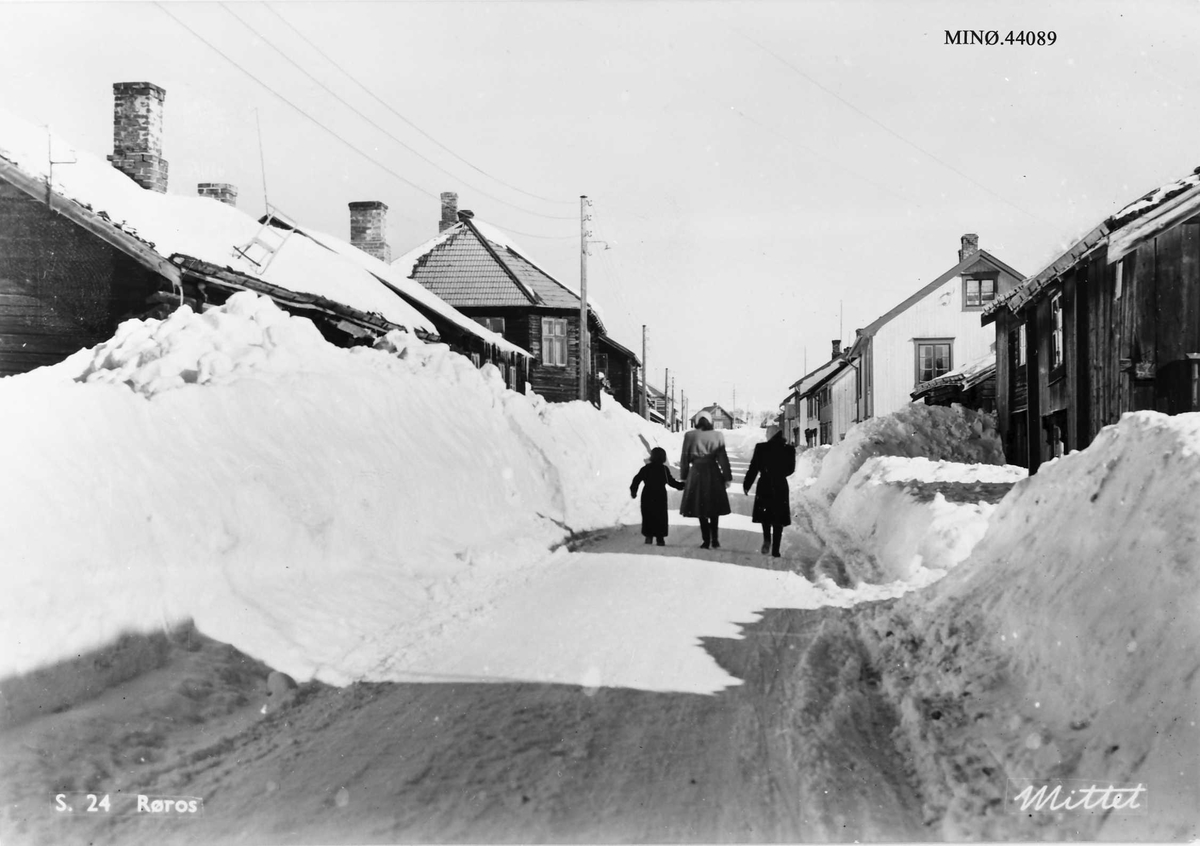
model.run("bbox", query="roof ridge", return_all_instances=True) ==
[458,216,541,305]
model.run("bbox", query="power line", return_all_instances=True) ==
[738,31,1057,228]
[262,2,576,208]
[220,3,575,222]
[156,3,439,202]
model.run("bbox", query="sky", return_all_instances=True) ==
[2,0,1198,414]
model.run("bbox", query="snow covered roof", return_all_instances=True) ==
[789,356,849,397]
[911,350,996,398]
[984,166,1200,323]
[0,107,524,354]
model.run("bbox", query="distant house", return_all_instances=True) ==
[911,349,997,411]
[690,403,735,430]
[984,168,1200,471]
[784,344,852,446]
[845,235,1024,423]
[0,82,526,378]
[394,194,641,410]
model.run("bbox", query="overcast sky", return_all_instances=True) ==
[3,0,1197,413]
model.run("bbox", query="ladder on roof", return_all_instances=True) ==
[232,205,297,276]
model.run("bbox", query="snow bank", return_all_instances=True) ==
[829,457,1026,584]
[861,411,1200,839]
[794,404,1014,586]
[0,294,670,685]
[809,403,1005,504]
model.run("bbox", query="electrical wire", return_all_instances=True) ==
[220,3,576,221]
[738,31,1058,228]
[261,2,576,208]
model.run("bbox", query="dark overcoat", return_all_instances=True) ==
[630,463,684,537]
[743,433,796,525]
[679,429,733,518]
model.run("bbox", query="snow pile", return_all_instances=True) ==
[0,294,667,686]
[861,411,1200,839]
[794,405,1014,586]
[808,403,1006,505]
[829,457,1026,584]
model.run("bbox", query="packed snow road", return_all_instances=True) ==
[1,486,929,845]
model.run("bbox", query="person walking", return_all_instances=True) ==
[679,410,733,549]
[743,423,796,557]
[630,447,685,546]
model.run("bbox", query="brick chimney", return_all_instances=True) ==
[959,233,980,263]
[348,201,390,262]
[197,183,238,207]
[832,340,842,359]
[107,82,169,193]
[440,192,458,232]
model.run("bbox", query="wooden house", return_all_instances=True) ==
[690,403,735,430]
[984,168,1200,471]
[395,194,641,410]
[0,83,527,379]
[785,345,852,446]
[845,234,1024,422]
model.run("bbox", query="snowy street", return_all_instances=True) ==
[1,493,932,844]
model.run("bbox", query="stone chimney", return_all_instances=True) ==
[107,82,169,193]
[832,340,843,359]
[959,233,980,263]
[348,201,390,262]
[197,183,238,207]
[440,192,459,232]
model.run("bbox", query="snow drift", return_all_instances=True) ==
[0,294,665,685]
[793,404,1018,585]
[861,411,1200,839]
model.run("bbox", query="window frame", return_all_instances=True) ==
[475,316,506,336]
[963,275,998,310]
[540,317,568,367]
[1049,293,1064,377]
[914,338,954,386]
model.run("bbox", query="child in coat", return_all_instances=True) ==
[630,447,684,546]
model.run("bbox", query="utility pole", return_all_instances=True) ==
[664,367,670,430]
[641,325,648,419]
[579,195,590,402]
[670,376,676,432]
[732,385,737,425]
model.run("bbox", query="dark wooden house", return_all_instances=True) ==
[1,83,526,379]
[396,196,642,410]
[984,168,1200,471]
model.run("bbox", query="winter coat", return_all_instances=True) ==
[630,463,684,537]
[743,433,796,526]
[679,429,733,518]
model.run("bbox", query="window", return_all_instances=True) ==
[915,339,953,385]
[819,421,831,445]
[541,317,568,367]
[475,316,506,335]
[964,276,998,309]
[1017,323,1027,367]
[1050,294,1063,371]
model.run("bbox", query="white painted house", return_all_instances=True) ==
[846,235,1024,422]
[784,344,851,446]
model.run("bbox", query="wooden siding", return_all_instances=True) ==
[0,184,163,376]
[995,218,1200,470]
[869,270,1016,417]
[828,364,858,441]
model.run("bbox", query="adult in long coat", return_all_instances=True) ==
[743,423,796,557]
[679,411,733,549]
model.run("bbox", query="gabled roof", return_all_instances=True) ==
[693,403,734,421]
[788,356,850,397]
[855,249,1024,342]
[396,217,605,330]
[595,332,640,365]
[984,166,1200,323]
